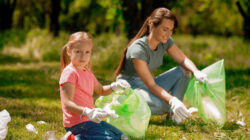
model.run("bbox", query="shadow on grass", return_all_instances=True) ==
[226,68,250,90]
[150,117,241,133]
[0,97,62,122]
[222,121,240,130]
[0,53,37,64]
[0,54,23,64]
[0,67,59,100]
[149,117,180,127]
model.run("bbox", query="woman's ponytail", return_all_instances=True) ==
[114,18,150,77]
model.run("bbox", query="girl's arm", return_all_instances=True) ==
[167,43,199,73]
[94,79,130,96]
[94,81,113,96]
[61,82,84,114]
[132,58,173,103]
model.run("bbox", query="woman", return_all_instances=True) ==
[115,7,208,123]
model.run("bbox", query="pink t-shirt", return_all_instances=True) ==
[59,63,97,127]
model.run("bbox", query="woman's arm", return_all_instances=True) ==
[61,83,84,114]
[132,58,173,103]
[167,43,199,73]
[94,81,113,96]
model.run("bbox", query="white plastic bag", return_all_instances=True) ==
[0,110,11,140]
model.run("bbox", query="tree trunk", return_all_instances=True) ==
[49,0,61,36]
[236,1,250,40]
[121,0,141,39]
[0,0,16,30]
[121,0,173,39]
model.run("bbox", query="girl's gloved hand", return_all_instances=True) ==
[81,108,108,123]
[81,107,118,123]
[169,97,191,120]
[194,70,208,83]
[110,80,130,91]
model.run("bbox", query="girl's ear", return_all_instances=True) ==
[67,48,71,57]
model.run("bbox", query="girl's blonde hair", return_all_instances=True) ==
[60,31,92,73]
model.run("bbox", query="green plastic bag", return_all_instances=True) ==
[184,60,226,128]
[95,88,151,138]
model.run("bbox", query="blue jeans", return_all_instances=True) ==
[117,66,190,115]
[65,121,123,140]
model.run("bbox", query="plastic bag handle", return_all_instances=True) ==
[204,82,214,98]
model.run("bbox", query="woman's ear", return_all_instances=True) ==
[148,22,153,33]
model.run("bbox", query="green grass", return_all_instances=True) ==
[0,31,249,139]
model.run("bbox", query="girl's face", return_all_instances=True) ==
[67,40,92,70]
[151,18,174,43]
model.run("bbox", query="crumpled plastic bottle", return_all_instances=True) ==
[26,123,38,134]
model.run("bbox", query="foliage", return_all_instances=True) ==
[91,33,128,80]
[60,0,124,35]
[1,28,68,62]
[174,0,243,36]
[0,29,28,50]
[3,0,248,37]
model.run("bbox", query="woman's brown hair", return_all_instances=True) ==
[114,7,178,77]
[60,31,92,73]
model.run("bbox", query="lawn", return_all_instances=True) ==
[0,33,249,139]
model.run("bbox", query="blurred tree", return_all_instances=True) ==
[60,0,98,33]
[49,0,61,36]
[61,0,74,14]
[176,0,243,36]
[14,0,50,29]
[0,0,17,30]
[14,0,61,36]
[236,0,250,39]
[60,0,124,35]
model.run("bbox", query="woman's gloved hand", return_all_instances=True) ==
[169,97,191,120]
[194,70,208,83]
[110,79,130,91]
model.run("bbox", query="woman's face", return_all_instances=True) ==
[151,18,174,43]
[67,40,92,70]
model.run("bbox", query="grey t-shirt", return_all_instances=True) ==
[121,36,174,77]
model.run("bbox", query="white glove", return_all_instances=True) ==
[169,97,191,120]
[110,79,130,91]
[194,70,208,83]
[81,108,109,123]
[171,113,182,124]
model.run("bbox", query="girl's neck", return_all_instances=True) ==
[72,63,87,71]
[147,34,159,50]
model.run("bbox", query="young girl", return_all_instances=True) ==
[59,31,130,140]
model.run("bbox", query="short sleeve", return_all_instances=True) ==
[88,70,98,84]
[129,45,148,62]
[162,37,174,50]
[59,69,77,86]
